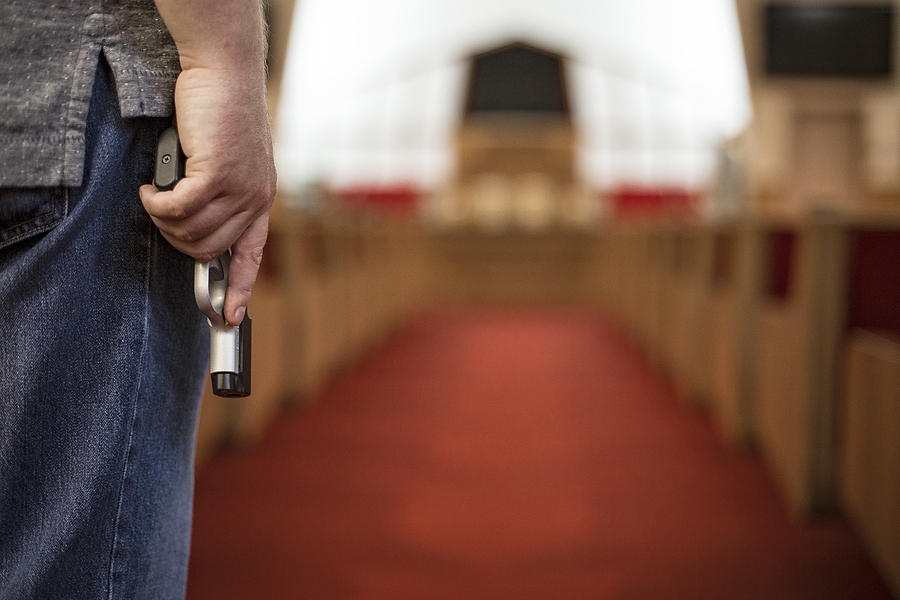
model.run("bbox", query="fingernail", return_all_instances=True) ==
[234,307,246,325]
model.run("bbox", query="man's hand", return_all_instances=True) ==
[140,0,276,326]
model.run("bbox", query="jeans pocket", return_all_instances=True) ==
[0,187,68,251]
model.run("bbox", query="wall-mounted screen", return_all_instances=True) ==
[765,3,893,78]
[465,43,569,114]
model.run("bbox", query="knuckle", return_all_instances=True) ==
[251,176,277,211]
[167,201,188,220]
[248,243,266,267]
[235,243,265,270]
[173,227,198,243]
[195,246,220,263]
[250,188,273,214]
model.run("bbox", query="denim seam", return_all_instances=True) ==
[105,214,154,600]
[0,188,67,244]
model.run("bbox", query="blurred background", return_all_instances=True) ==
[188,1,900,598]
[275,0,749,196]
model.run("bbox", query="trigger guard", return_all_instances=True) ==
[194,253,229,327]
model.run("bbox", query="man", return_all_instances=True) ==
[0,1,276,598]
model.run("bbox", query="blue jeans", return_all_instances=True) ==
[0,57,208,599]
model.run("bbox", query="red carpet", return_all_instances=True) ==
[187,309,891,599]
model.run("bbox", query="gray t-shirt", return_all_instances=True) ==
[0,1,180,187]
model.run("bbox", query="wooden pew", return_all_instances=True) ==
[426,226,598,306]
[841,329,900,598]
[595,215,900,550]
[754,216,851,516]
[839,227,900,595]
[188,201,429,465]
[659,225,716,408]
[709,222,764,448]
[228,239,291,444]
[637,227,669,367]
[276,215,328,402]
[278,210,428,403]
[614,226,655,351]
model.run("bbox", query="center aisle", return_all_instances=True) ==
[186,309,890,599]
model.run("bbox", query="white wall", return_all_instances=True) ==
[275,0,751,193]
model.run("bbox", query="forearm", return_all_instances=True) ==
[153,0,269,147]
[153,0,267,73]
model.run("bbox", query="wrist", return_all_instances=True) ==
[176,38,266,75]
[155,0,267,74]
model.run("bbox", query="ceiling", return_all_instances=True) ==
[275,0,751,192]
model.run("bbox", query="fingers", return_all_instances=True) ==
[223,213,269,325]
[140,64,276,325]
[140,181,270,263]
[139,176,215,221]
[139,180,221,257]
[151,208,269,326]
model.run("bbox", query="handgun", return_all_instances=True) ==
[154,127,252,397]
